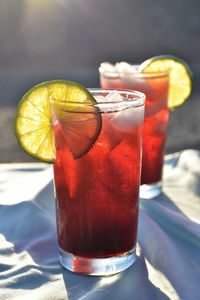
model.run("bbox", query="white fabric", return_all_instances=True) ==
[0,149,200,300]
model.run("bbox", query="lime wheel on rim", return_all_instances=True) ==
[139,55,193,109]
[14,80,102,163]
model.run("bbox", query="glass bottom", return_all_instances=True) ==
[139,181,162,199]
[59,248,136,276]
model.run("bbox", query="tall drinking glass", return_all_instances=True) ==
[50,89,145,275]
[99,64,169,199]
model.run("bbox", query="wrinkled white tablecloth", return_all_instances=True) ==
[0,149,200,300]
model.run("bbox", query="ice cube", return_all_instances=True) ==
[96,91,125,113]
[95,95,107,103]
[101,91,126,112]
[111,105,144,132]
[115,62,135,73]
[105,90,123,102]
[115,62,139,88]
[100,62,116,72]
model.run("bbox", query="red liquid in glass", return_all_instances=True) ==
[53,112,143,258]
[100,73,169,184]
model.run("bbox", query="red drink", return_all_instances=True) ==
[100,64,169,198]
[140,77,169,185]
[51,89,145,275]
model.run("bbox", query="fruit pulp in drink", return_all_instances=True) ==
[100,72,169,184]
[53,103,143,258]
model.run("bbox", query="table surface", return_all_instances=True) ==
[0,149,200,300]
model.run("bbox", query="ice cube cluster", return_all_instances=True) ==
[100,62,139,74]
[95,91,122,104]
[95,91,134,113]
[100,61,144,90]
[95,91,144,131]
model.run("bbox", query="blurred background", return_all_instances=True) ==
[0,0,199,162]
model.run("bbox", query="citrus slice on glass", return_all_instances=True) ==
[14,80,102,163]
[138,55,193,109]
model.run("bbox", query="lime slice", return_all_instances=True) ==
[14,80,102,163]
[138,55,193,109]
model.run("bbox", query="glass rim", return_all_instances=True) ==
[50,88,145,108]
[99,63,169,78]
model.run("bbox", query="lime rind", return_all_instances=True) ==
[14,80,102,163]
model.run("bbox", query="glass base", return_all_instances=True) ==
[139,181,162,199]
[59,248,136,276]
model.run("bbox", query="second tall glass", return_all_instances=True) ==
[99,64,169,199]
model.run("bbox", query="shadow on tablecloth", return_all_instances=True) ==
[0,150,200,299]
